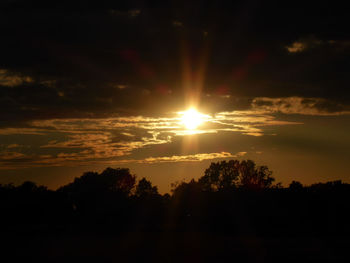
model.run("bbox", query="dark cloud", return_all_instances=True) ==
[0,0,349,125]
[252,97,349,116]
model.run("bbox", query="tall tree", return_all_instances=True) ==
[135,178,159,197]
[198,160,240,191]
[198,160,275,191]
[59,167,136,195]
[239,160,275,189]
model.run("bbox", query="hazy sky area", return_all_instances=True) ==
[0,0,349,193]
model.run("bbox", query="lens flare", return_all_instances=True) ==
[179,108,210,130]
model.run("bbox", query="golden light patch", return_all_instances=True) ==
[179,108,210,130]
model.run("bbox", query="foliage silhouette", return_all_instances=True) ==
[198,160,275,191]
[289,180,303,191]
[135,177,159,197]
[59,167,136,195]
[1,160,350,239]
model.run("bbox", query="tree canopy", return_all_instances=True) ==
[135,177,159,197]
[58,167,136,195]
[198,160,275,191]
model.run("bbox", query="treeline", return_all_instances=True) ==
[1,160,350,236]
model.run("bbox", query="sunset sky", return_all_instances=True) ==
[1,0,349,192]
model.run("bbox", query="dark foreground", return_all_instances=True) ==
[2,231,350,263]
[1,167,350,262]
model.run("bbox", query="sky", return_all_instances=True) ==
[0,0,349,193]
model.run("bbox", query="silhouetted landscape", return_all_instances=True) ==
[1,160,350,262]
[1,1,350,262]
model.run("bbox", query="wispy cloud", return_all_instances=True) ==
[0,151,26,160]
[252,97,350,116]
[3,97,343,169]
[286,41,307,53]
[285,36,350,53]
[140,151,246,163]
[285,36,323,53]
[7,144,20,149]
[0,151,247,170]
[0,128,46,135]
[0,69,33,87]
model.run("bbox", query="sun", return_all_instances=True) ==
[179,108,209,130]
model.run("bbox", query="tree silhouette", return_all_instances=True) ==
[289,181,303,191]
[17,181,47,193]
[135,177,159,197]
[59,167,136,195]
[2,161,350,258]
[58,168,136,214]
[198,160,275,191]
[198,160,240,191]
[239,160,275,189]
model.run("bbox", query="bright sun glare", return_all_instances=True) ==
[179,108,209,130]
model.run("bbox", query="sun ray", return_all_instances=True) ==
[178,108,210,130]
